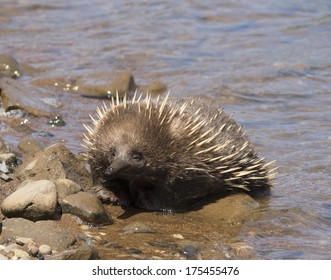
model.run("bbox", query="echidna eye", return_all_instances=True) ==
[131,152,143,161]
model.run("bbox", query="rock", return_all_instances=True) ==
[0,137,9,153]
[15,237,33,246]
[0,77,56,116]
[14,249,30,259]
[122,222,156,234]
[0,161,9,173]
[54,179,82,203]
[78,71,136,98]
[1,180,58,221]
[2,243,18,254]
[45,244,95,260]
[137,81,167,96]
[61,192,113,225]
[18,144,92,190]
[24,240,39,256]
[191,193,260,224]
[179,244,200,260]
[0,173,12,181]
[0,55,24,79]
[0,153,17,165]
[39,244,52,255]
[0,218,76,251]
[47,115,66,127]
[0,254,8,260]
[18,137,44,154]
[172,234,184,239]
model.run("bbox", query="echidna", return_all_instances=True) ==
[83,93,276,211]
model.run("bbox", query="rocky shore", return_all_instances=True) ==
[1,55,261,260]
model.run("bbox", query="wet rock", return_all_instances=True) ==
[1,180,58,221]
[0,55,24,79]
[102,242,122,249]
[45,244,95,260]
[137,81,167,96]
[0,77,56,116]
[0,173,12,182]
[15,237,32,246]
[1,218,76,251]
[192,193,260,224]
[0,137,9,153]
[148,241,177,249]
[18,137,44,154]
[47,115,66,127]
[39,244,52,255]
[179,244,200,260]
[78,71,136,98]
[18,144,92,190]
[122,222,156,234]
[0,153,17,165]
[54,179,82,203]
[61,192,113,225]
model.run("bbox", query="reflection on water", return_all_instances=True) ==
[1,0,330,259]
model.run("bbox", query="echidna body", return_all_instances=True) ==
[84,94,275,211]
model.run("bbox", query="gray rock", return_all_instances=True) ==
[0,77,55,116]
[1,180,57,221]
[18,137,44,155]
[0,161,9,173]
[15,237,33,246]
[54,179,82,203]
[18,144,92,190]
[122,222,156,234]
[39,244,52,255]
[61,192,113,225]
[2,243,18,253]
[1,218,76,251]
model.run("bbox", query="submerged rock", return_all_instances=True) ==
[18,137,44,155]
[61,192,113,225]
[122,222,156,234]
[18,144,92,190]
[0,180,58,221]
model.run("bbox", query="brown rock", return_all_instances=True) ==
[0,218,76,251]
[54,179,82,203]
[18,144,92,190]
[18,137,44,155]
[61,192,113,225]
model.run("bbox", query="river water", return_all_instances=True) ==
[0,0,330,259]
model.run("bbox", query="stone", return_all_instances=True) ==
[137,81,167,96]
[1,180,58,221]
[0,77,56,116]
[0,173,12,181]
[0,162,9,173]
[15,237,32,246]
[0,55,24,78]
[61,192,113,225]
[0,218,76,251]
[25,240,39,256]
[122,222,156,234]
[39,244,52,255]
[18,137,44,154]
[18,144,92,190]
[78,71,136,98]
[54,179,82,203]
[2,243,18,253]
[0,137,9,153]
[0,254,8,260]
[0,153,16,165]
[14,249,30,259]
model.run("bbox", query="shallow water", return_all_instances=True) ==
[1,0,330,259]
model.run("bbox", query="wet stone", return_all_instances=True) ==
[45,244,95,260]
[0,77,55,116]
[14,249,30,259]
[15,237,33,246]
[101,242,122,249]
[1,179,58,221]
[47,115,66,127]
[0,137,9,153]
[0,153,17,166]
[122,222,156,234]
[179,245,200,260]
[18,137,44,155]
[0,55,24,79]
[0,173,12,181]
[61,192,113,225]
[55,178,82,203]
[148,241,177,249]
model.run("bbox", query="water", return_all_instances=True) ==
[1,0,330,259]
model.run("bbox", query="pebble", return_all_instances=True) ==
[0,254,8,260]
[26,242,39,257]
[2,243,18,254]
[15,237,33,246]
[172,234,184,239]
[39,244,52,255]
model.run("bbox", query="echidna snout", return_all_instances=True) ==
[84,94,276,211]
